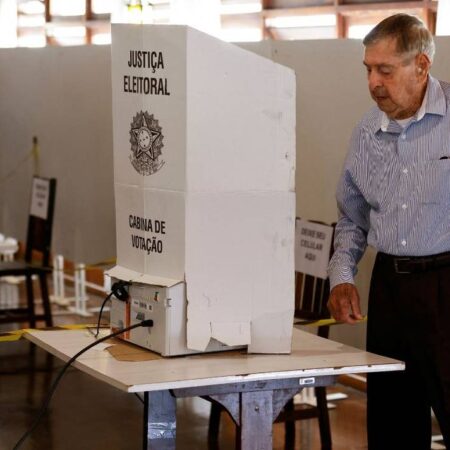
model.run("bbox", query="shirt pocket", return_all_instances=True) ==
[419,160,450,204]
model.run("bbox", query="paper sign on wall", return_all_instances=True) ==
[295,219,333,279]
[30,178,50,220]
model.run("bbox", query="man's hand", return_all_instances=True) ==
[327,283,363,324]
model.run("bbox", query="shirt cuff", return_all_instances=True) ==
[329,266,355,290]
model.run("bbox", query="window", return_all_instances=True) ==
[50,0,85,17]
[16,1,45,47]
[345,10,425,39]
[3,0,440,48]
[265,13,337,39]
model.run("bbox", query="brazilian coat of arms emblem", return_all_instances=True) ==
[129,111,165,176]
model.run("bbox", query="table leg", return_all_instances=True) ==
[174,376,337,450]
[143,390,176,450]
[240,391,273,450]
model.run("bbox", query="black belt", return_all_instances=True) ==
[379,251,450,274]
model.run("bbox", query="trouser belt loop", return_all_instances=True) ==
[393,258,411,274]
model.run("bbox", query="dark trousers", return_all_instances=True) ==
[367,252,450,450]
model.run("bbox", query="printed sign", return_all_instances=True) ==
[128,214,166,255]
[123,49,170,178]
[295,219,333,279]
[30,178,50,220]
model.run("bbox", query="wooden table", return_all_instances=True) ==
[25,328,404,450]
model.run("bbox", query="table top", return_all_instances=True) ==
[25,328,404,393]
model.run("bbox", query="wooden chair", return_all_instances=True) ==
[275,220,336,449]
[208,220,336,449]
[276,270,333,449]
[0,177,57,327]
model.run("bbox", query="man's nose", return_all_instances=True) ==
[368,70,381,90]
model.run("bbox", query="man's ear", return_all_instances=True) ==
[416,53,431,78]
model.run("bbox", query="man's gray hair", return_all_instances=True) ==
[363,14,435,63]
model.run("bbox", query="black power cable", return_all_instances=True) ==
[94,280,131,338]
[94,290,114,337]
[13,319,153,450]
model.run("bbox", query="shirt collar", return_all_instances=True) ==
[379,75,446,133]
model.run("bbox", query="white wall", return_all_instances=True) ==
[0,46,114,263]
[1,37,449,347]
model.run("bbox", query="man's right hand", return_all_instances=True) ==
[327,283,363,324]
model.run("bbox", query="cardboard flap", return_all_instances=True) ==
[248,309,294,354]
[211,322,251,347]
[186,321,251,351]
[185,192,295,354]
[186,319,211,351]
[106,265,182,287]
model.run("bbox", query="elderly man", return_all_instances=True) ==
[328,14,450,450]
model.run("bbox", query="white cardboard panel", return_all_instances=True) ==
[112,24,295,195]
[185,192,295,353]
[186,27,296,193]
[211,322,252,346]
[106,265,181,287]
[115,184,186,281]
[249,309,294,354]
[115,183,146,273]
[111,24,187,191]
[143,188,186,280]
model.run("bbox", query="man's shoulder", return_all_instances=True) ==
[438,79,450,100]
[353,106,381,134]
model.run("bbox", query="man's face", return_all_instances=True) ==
[364,37,425,119]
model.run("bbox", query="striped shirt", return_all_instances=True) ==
[328,75,450,289]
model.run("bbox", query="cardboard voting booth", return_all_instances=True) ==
[107,24,296,355]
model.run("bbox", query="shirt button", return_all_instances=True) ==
[401,240,407,246]
[402,168,408,174]
[401,134,406,140]
[401,204,407,209]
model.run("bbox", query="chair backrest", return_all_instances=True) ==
[25,177,57,267]
[294,220,335,338]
